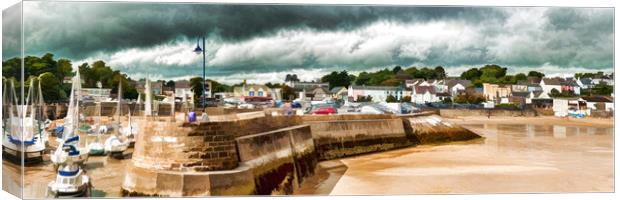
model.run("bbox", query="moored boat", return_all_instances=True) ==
[2,78,48,164]
[47,161,91,197]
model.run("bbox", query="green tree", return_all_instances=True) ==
[527,71,545,78]
[321,71,355,89]
[401,95,412,103]
[355,72,371,85]
[460,68,481,81]
[591,82,613,96]
[385,95,397,103]
[190,77,205,105]
[453,93,485,104]
[281,85,296,100]
[392,66,403,74]
[356,95,373,102]
[56,59,73,82]
[434,66,446,79]
[38,72,61,101]
[549,88,561,97]
[515,73,527,82]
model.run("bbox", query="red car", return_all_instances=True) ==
[312,107,337,115]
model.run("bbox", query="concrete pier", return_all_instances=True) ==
[121,111,481,196]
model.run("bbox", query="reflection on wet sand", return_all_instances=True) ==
[298,122,613,195]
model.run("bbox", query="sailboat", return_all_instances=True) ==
[119,109,137,147]
[2,77,48,164]
[87,101,105,156]
[51,69,89,166]
[104,81,129,159]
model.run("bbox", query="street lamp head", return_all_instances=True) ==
[193,38,203,54]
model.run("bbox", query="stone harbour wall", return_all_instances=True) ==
[403,114,482,144]
[122,120,315,196]
[305,117,413,160]
[122,112,481,197]
[235,125,316,195]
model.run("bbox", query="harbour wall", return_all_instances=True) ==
[122,112,480,196]
[122,118,315,196]
[301,115,412,160]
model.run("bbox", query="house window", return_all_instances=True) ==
[249,91,255,96]
[258,91,264,96]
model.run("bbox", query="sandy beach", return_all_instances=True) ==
[297,116,614,195]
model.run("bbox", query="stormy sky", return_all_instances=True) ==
[3,1,614,84]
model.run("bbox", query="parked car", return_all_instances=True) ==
[312,107,337,115]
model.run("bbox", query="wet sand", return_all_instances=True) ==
[2,126,133,198]
[300,119,614,195]
[4,117,614,197]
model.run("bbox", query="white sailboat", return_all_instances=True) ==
[105,81,129,159]
[51,69,89,166]
[2,78,47,164]
[87,101,105,156]
[119,109,137,147]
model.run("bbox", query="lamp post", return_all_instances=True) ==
[193,37,206,109]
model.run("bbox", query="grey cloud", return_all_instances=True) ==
[2,2,613,81]
[15,2,507,59]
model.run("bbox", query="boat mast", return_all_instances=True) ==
[117,81,123,135]
[144,78,152,116]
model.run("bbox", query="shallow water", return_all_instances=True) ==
[298,123,614,195]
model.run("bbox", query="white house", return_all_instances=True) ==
[412,86,439,104]
[580,96,614,112]
[174,80,193,101]
[540,78,563,96]
[552,99,569,117]
[348,85,403,102]
[446,79,471,97]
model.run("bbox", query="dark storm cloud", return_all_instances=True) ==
[4,2,614,83]
[17,2,507,59]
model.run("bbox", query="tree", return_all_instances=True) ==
[591,82,613,96]
[56,59,73,82]
[379,78,401,86]
[549,88,561,97]
[460,68,481,81]
[434,66,446,79]
[479,64,507,81]
[453,93,486,104]
[355,72,371,85]
[321,71,354,89]
[38,72,61,101]
[190,77,205,105]
[281,85,296,100]
[515,73,527,82]
[385,95,397,103]
[165,80,175,88]
[401,95,412,103]
[392,66,403,74]
[285,74,299,82]
[528,71,545,78]
[356,95,373,102]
